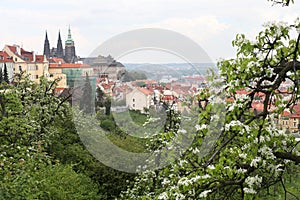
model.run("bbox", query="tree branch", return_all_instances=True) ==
[274,151,300,164]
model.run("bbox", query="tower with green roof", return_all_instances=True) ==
[64,26,77,63]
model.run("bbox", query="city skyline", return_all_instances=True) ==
[1,0,299,63]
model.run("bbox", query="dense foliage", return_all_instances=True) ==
[0,74,100,199]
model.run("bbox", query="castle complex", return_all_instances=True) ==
[43,27,77,63]
[0,27,126,92]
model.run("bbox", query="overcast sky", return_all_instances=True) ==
[1,0,299,63]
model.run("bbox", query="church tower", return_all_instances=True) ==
[64,27,77,63]
[56,31,64,58]
[43,31,50,58]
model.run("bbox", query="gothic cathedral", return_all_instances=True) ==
[43,27,77,63]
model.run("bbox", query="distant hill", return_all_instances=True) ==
[123,63,217,80]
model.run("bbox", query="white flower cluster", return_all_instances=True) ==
[178,160,188,167]
[235,93,251,102]
[258,145,276,160]
[246,61,261,74]
[254,135,271,143]
[162,178,171,186]
[227,101,244,111]
[243,187,257,194]
[236,168,247,174]
[158,192,169,200]
[268,163,284,176]
[207,165,215,170]
[250,156,262,167]
[227,79,241,89]
[239,153,247,159]
[243,175,262,194]
[263,21,289,38]
[177,129,187,134]
[199,190,212,198]
[224,120,249,135]
[195,124,207,131]
[178,174,211,187]
[192,147,200,154]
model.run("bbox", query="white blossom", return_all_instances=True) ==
[250,157,261,167]
[258,145,276,160]
[236,168,247,174]
[199,190,212,198]
[245,175,262,190]
[225,120,244,131]
[178,160,188,167]
[158,192,169,200]
[178,129,187,134]
[192,147,200,154]
[162,178,171,185]
[243,187,257,194]
[239,153,247,159]
[207,165,215,170]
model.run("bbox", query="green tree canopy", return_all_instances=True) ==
[0,73,100,199]
[80,73,93,114]
[3,63,9,83]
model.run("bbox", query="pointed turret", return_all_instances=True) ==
[43,31,50,58]
[56,31,64,58]
[65,26,74,45]
[65,26,76,63]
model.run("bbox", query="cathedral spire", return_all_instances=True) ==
[64,26,76,63]
[56,30,64,58]
[43,30,50,58]
[65,25,74,45]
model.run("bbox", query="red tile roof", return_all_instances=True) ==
[6,45,45,63]
[49,57,65,64]
[251,101,264,112]
[35,55,45,63]
[282,110,291,117]
[162,95,177,101]
[235,89,250,95]
[138,87,153,96]
[96,78,107,84]
[7,45,17,54]
[101,83,111,90]
[292,104,300,113]
[0,51,13,62]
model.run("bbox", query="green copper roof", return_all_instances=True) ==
[65,27,74,45]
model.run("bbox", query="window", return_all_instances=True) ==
[294,122,297,127]
[28,65,38,71]
[30,75,39,80]
[133,98,135,102]
[133,104,135,107]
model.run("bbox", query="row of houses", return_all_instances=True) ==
[96,77,205,114]
[232,86,300,133]
[0,44,125,94]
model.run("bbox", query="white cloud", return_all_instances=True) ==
[0,0,299,61]
[141,16,229,43]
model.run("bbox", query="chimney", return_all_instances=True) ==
[32,51,36,62]
[14,45,21,55]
